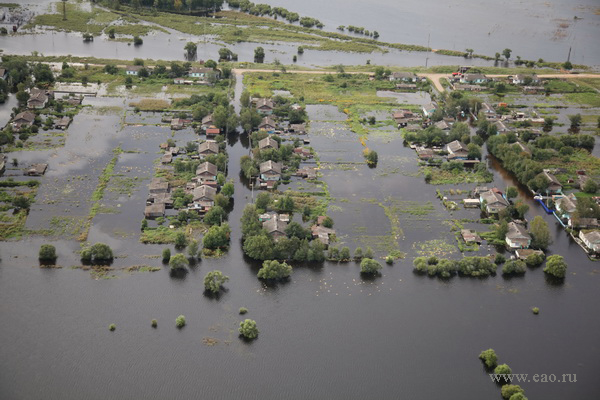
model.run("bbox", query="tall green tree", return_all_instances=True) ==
[529,216,551,250]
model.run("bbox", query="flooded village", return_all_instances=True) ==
[1,1,600,399]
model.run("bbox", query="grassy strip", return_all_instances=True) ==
[77,146,122,241]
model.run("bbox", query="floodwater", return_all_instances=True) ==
[2,0,600,68]
[1,70,600,400]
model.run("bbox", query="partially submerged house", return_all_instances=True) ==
[258,116,277,132]
[198,140,219,156]
[196,162,218,182]
[255,98,274,115]
[191,185,217,212]
[201,114,214,130]
[144,203,165,219]
[259,160,282,181]
[293,147,312,158]
[480,189,509,214]
[541,171,562,194]
[422,102,437,118]
[258,137,279,150]
[12,111,35,131]
[311,224,336,246]
[556,193,577,219]
[505,222,531,249]
[579,230,600,253]
[446,140,469,160]
[263,217,288,240]
[149,177,170,194]
[53,116,71,130]
[25,163,48,176]
[461,229,482,244]
[27,88,50,109]
[288,123,306,134]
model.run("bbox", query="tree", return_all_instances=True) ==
[276,194,295,213]
[16,90,29,105]
[39,244,57,261]
[12,195,30,210]
[544,255,567,278]
[354,247,363,261]
[478,348,498,369]
[124,76,133,89]
[569,114,582,129]
[162,248,171,263]
[285,222,310,240]
[467,143,481,160]
[364,149,378,165]
[187,239,199,258]
[33,63,54,84]
[364,247,374,259]
[174,231,187,248]
[529,216,551,250]
[204,270,229,294]
[360,258,382,275]
[494,364,512,383]
[133,36,143,46]
[169,253,189,270]
[81,243,113,263]
[204,205,226,226]
[254,47,265,63]
[506,186,518,200]
[502,260,526,275]
[340,247,351,261]
[562,61,573,70]
[203,224,231,249]
[176,315,186,328]
[494,52,501,61]
[243,235,274,260]
[221,181,234,197]
[501,385,525,400]
[502,48,512,60]
[583,179,598,194]
[465,48,474,57]
[239,319,259,339]
[257,260,292,279]
[525,252,545,267]
[184,41,197,58]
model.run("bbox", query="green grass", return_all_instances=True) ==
[423,166,493,185]
[564,92,600,107]
[27,2,119,35]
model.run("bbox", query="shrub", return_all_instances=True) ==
[162,248,171,263]
[257,260,292,280]
[169,253,189,270]
[532,307,539,315]
[39,244,57,261]
[81,243,113,263]
[109,324,116,331]
[478,348,498,369]
[353,247,363,261]
[187,239,199,258]
[151,319,157,328]
[339,246,351,261]
[544,255,567,278]
[494,364,512,383]
[364,247,373,259]
[239,319,259,339]
[502,260,526,275]
[525,252,545,266]
[494,254,506,265]
[385,256,394,264]
[239,307,248,315]
[360,258,382,275]
[176,315,186,328]
[501,385,525,400]
[203,270,229,294]
[174,232,187,248]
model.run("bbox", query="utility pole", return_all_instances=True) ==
[567,46,572,63]
[62,0,67,21]
[425,33,430,68]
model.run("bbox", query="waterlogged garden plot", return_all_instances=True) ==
[124,110,168,126]
[305,104,348,122]
[376,91,432,107]
[308,122,364,164]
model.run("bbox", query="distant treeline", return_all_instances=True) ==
[227,0,324,28]
[105,0,225,11]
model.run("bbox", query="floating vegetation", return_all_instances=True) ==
[124,265,161,273]
[413,239,458,258]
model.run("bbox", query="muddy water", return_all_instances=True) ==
[1,77,600,400]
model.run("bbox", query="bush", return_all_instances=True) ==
[353,247,363,261]
[174,232,187,248]
[204,270,229,294]
[169,253,189,270]
[364,247,373,259]
[502,260,526,275]
[385,256,393,264]
[583,179,598,194]
[239,307,248,315]
[12,195,30,210]
[257,260,292,280]
[203,223,231,249]
[501,385,525,400]
[494,254,506,265]
[204,205,226,226]
[360,258,382,275]
[532,307,539,315]
[243,234,273,260]
[544,255,567,278]
[162,248,171,263]
[494,364,512,383]
[176,315,186,328]
[151,319,157,328]
[187,239,199,258]
[109,324,116,331]
[239,319,259,339]
[478,349,498,369]
[81,243,113,263]
[525,252,545,266]
[338,246,351,261]
[38,244,57,261]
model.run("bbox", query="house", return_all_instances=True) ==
[422,102,437,118]
[53,116,71,130]
[494,120,510,133]
[25,163,48,176]
[541,171,562,194]
[511,74,540,85]
[192,185,217,210]
[480,190,509,214]
[196,162,218,181]
[146,192,173,209]
[523,86,544,94]
[461,229,482,244]
[149,178,169,194]
[460,73,488,84]
[505,222,531,249]
[311,225,336,246]
[205,127,221,137]
[579,230,600,253]
[161,152,173,164]
[0,68,7,80]
[198,140,219,156]
[11,111,36,131]
[515,249,544,260]
[514,142,531,155]
[189,67,219,81]
[126,65,142,76]
[296,167,317,180]
[289,123,306,134]
[144,203,165,219]
[293,147,312,158]
[171,118,184,130]
[258,137,279,150]
[396,83,417,90]
[27,88,49,109]
[481,103,497,119]
[258,116,277,132]
[173,77,187,85]
[570,218,600,230]
[434,120,450,130]
[259,211,278,222]
[463,199,481,208]
[263,218,288,240]
[416,147,434,160]
[453,83,483,91]
[446,140,469,159]
[201,114,214,130]
[556,193,577,218]
[255,98,274,115]
[259,160,282,181]
[389,71,417,82]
